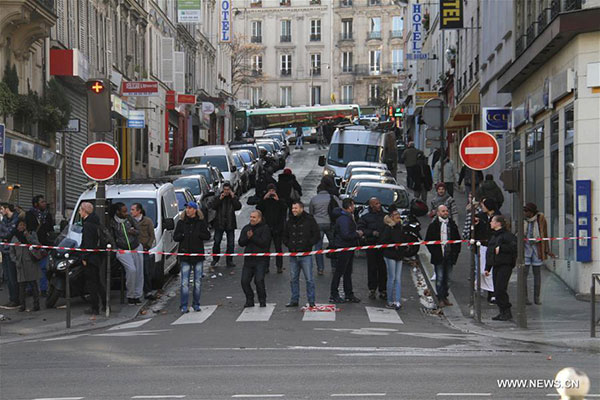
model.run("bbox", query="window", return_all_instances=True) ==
[369,0,381,4]
[311,86,321,106]
[342,51,353,73]
[281,20,291,42]
[392,49,403,71]
[280,0,290,5]
[564,105,575,260]
[341,0,352,6]
[368,17,382,39]
[310,19,321,41]
[369,50,381,74]
[392,16,403,36]
[251,21,262,42]
[251,87,262,106]
[310,53,321,76]
[369,84,379,103]
[392,84,402,103]
[251,55,262,74]
[280,87,292,106]
[551,114,559,146]
[342,85,353,103]
[342,19,353,39]
[281,54,292,75]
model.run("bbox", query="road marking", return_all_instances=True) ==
[109,319,152,330]
[302,304,336,321]
[331,394,386,397]
[464,147,494,155]
[131,396,186,399]
[86,157,115,165]
[40,334,89,342]
[236,303,275,322]
[365,307,403,324]
[437,394,491,397]
[92,329,170,337]
[171,305,218,325]
[232,395,285,398]
[33,398,85,400]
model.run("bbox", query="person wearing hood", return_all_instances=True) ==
[476,174,504,211]
[0,203,20,308]
[329,198,364,304]
[474,198,502,303]
[425,205,462,307]
[10,220,42,312]
[429,183,458,222]
[79,202,107,315]
[257,184,288,273]
[309,178,341,275]
[173,202,211,313]
[109,202,144,305]
[239,210,272,308]
[379,208,409,309]
[282,201,320,307]
[277,168,302,211]
[357,197,387,300]
[485,215,517,321]
[433,155,457,197]
[523,202,554,305]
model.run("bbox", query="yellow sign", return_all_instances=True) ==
[440,0,463,29]
[415,91,439,107]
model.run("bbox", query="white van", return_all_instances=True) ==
[68,183,180,289]
[182,145,242,195]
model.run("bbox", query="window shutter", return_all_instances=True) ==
[88,5,97,72]
[55,0,66,45]
[106,13,113,72]
[161,37,174,84]
[174,51,185,93]
[78,0,88,55]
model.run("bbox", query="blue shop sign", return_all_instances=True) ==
[483,107,511,132]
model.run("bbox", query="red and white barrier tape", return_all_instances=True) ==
[1,236,597,258]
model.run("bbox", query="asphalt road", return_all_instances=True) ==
[1,145,598,400]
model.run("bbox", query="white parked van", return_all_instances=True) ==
[182,145,242,195]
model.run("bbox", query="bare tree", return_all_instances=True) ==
[229,34,265,98]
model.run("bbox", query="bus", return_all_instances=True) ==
[234,104,361,140]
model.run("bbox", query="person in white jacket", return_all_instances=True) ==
[433,156,457,197]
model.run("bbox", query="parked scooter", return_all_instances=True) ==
[401,199,429,258]
[45,237,88,309]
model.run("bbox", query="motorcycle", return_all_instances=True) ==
[45,237,88,309]
[400,199,429,258]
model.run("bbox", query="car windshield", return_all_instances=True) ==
[271,141,281,151]
[72,198,158,228]
[265,134,284,143]
[259,143,274,153]
[352,186,409,208]
[175,192,187,211]
[180,168,212,183]
[173,177,201,196]
[347,177,395,194]
[183,155,229,172]
[327,144,381,167]
[232,155,243,168]
[230,144,258,158]
[344,164,386,180]
[238,152,252,163]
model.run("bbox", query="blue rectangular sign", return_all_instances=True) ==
[127,110,145,129]
[0,124,4,156]
[483,107,511,132]
[576,180,592,263]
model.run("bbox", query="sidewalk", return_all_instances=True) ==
[415,181,600,352]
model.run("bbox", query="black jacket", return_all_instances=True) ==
[486,228,517,270]
[357,209,386,245]
[277,174,302,203]
[81,213,102,265]
[379,216,407,260]
[211,193,242,230]
[425,217,462,265]
[174,211,211,262]
[458,166,484,187]
[25,208,55,246]
[332,208,360,248]
[256,197,288,234]
[476,180,505,209]
[238,222,272,265]
[109,215,140,250]
[473,210,501,245]
[413,158,433,192]
[282,211,320,252]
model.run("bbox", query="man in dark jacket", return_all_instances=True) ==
[401,142,420,189]
[0,203,20,307]
[474,198,501,303]
[329,198,364,304]
[282,201,320,307]
[25,195,55,296]
[211,183,242,269]
[357,197,387,300]
[256,184,288,273]
[476,174,504,211]
[277,168,302,211]
[239,210,272,307]
[425,205,461,307]
[79,202,107,315]
[458,165,484,194]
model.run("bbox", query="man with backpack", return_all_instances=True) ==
[309,183,341,275]
[79,202,107,315]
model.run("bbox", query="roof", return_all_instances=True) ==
[79,183,174,200]
[330,129,385,146]
[184,145,231,157]
[350,168,391,174]
[347,161,387,169]
[348,174,396,182]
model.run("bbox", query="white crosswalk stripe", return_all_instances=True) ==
[302,304,337,322]
[236,303,276,322]
[109,319,152,330]
[365,307,404,324]
[171,305,218,325]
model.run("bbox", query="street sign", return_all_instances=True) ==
[177,94,197,104]
[459,130,499,171]
[422,98,449,128]
[0,124,5,156]
[121,81,159,97]
[415,91,439,107]
[127,110,146,128]
[80,142,121,181]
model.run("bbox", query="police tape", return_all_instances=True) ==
[1,236,597,258]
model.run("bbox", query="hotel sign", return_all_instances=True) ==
[220,0,232,43]
[440,0,463,29]
[407,4,427,60]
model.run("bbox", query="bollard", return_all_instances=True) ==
[105,244,112,318]
[65,253,71,329]
[555,367,589,400]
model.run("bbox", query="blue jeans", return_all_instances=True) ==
[295,136,304,148]
[434,259,453,301]
[314,224,334,273]
[384,257,403,304]
[2,255,19,303]
[180,260,203,310]
[39,257,48,292]
[289,256,315,303]
[212,229,235,266]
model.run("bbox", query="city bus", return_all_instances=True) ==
[234,104,361,140]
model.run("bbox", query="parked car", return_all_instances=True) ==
[171,174,215,216]
[231,152,250,193]
[341,174,397,197]
[260,128,290,157]
[350,182,410,218]
[342,161,390,188]
[182,145,242,195]
[345,168,394,190]
[228,140,260,159]
[257,142,283,171]
[233,149,257,188]
[167,164,225,193]
[174,188,196,211]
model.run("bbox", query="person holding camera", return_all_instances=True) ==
[239,210,272,308]
[210,183,242,270]
[256,184,288,273]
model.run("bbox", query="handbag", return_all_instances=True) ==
[290,187,301,202]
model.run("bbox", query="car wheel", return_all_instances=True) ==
[45,286,63,308]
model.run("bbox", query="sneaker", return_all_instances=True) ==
[329,296,345,304]
[128,298,136,306]
[180,307,189,314]
[193,306,201,312]
[286,302,299,307]
[368,290,376,300]
[308,302,316,308]
[385,303,395,309]
[345,296,361,303]
[395,303,402,310]
[488,297,496,305]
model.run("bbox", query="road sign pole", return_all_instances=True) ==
[516,162,527,328]
[469,169,476,316]
[440,29,445,183]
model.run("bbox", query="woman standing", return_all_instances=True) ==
[379,209,407,310]
[485,215,517,321]
[173,201,211,313]
[10,220,42,312]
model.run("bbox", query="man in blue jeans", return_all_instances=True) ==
[0,203,20,307]
[283,201,320,307]
[210,183,242,269]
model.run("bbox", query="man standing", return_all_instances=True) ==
[425,205,461,307]
[433,155,457,197]
[401,142,419,189]
[109,202,144,305]
[309,180,341,275]
[295,125,304,149]
[25,195,55,296]
[239,210,271,307]
[211,183,242,269]
[474,198,502,303]
[523,202,553,305]
[131,203,156,299]
[329,198,363,304]
[79,202,107,315]
[282,201,320,308]
[357,197,387,300]
[0,203,20,308]
[458,165,484,194]
[413,153,433,202]
[257,184,288,273]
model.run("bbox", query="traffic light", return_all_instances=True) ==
[394,107,404,117]
[86,79,112,132]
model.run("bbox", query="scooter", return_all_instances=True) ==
[45,237,88,309]
[401,199,429,258]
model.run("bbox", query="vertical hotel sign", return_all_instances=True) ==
[220,0,231,43]
[407,3,427,60]
[440,0,463,29]
[178,0,201,23]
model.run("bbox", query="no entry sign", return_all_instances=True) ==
[459,131,499,171]
[80,142,121,181]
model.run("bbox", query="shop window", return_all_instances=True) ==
[564,105,575,260]
[550,114,559,146]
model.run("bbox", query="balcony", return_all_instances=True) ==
[311,67,321,76]
[310,34,321,42]
[367,31,382,40]
[353,63,398,76]
[250,1,262,7]
[251,69,262,76]
[340,0,352,6]
[280,69,292,76]
[251,36,262,43]
[368,0,381,5]
[339,33,353,41]
[515,34,527,57]
[280,35,291,42]
[280,0,290,5]
[526,22,537,47]
[390,30,403,39]
[341,65,353,73]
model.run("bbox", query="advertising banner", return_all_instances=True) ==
[122,81,159,97]
[178,0,202,23]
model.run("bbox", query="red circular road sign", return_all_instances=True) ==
[459,130,499,171]
[80,142,121,181]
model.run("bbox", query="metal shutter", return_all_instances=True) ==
[6,158,37,210]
